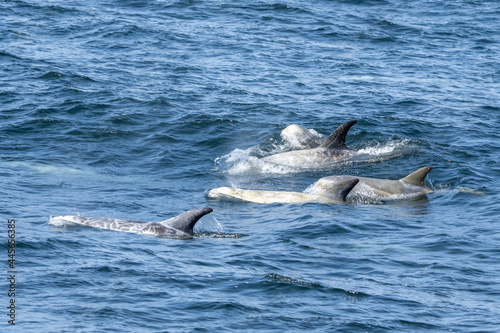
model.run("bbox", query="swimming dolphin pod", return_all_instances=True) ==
[52,121,435,239]
[208,179,360,204]
[263,120,358,168]
[54,207,213,239]
[208,167,432,204]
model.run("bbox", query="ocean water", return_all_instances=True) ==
[1,0,500,331]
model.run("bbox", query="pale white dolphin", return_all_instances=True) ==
[280,124,324,149]
[52,207,213,239]
[207,179,359,204]
[263,120,358,168]
[308,166,433,200]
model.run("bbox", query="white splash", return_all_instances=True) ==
[357,139,412,157]
[214,148,298,175]
[49,215,81,227]
[194,214,225,233]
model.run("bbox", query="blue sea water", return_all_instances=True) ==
[1,0,500,331]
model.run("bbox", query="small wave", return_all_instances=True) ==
[266,273,322,288]
[36,70,96,82]
[0,50,22,59]
[38,71,64,79]
[265,273,366,297]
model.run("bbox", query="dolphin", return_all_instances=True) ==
[53,207,213,239]
[207,179,359,204]
[280,124,325,149]
[262,120,358,168]
[309,166,433,200]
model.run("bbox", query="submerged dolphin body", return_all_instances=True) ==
[207,179,359,204]
[309,167,433,200]
[263,120,358,168]
[54,207,213,239]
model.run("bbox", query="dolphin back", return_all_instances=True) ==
[319,120,357,150]
[161,207,213,235]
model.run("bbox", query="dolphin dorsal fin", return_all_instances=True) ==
[337,178,359,201]
[319,120,357,150]
[161,207,213,234]
[318,178,359,202]
[400,167,432,186]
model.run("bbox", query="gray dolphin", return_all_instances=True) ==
[208,167,432,204]
[54,207,213,239]
[309,166,433,200]
[207,179,359,204]
[263,120,358,168]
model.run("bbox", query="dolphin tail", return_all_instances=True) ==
[161,207,213,235]
[319,120,357,150]
[400,166,432,187]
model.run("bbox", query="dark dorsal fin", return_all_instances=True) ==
[161,207,213,235]
[319,178,359,202]
[337,178,359,201]
[319,120,357,150]
[400,167,432,186]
